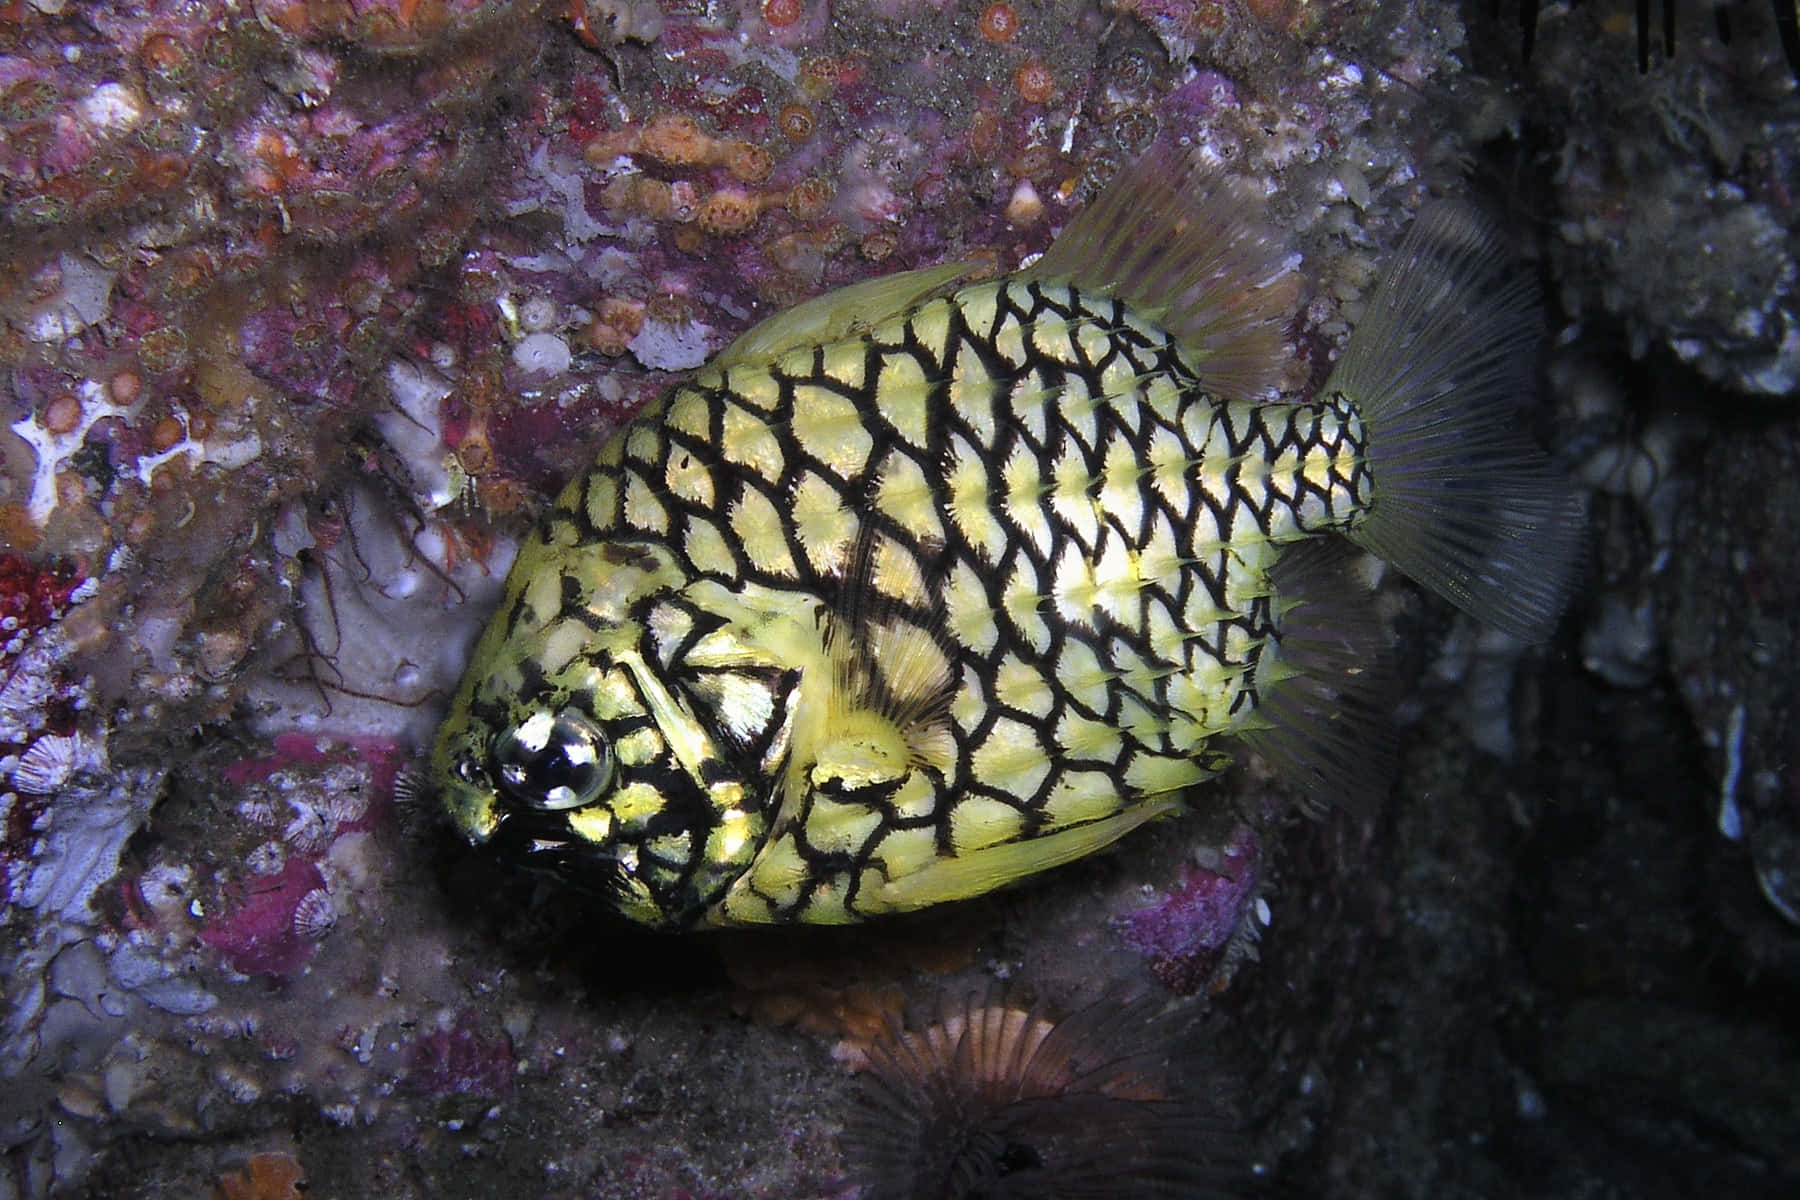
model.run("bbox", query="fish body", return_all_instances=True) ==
[433,149,1581,928]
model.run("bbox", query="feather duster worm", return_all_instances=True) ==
[841,991,1250,1199]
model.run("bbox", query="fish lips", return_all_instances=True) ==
[485,808,629,897]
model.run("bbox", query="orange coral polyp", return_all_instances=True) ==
[639,114,715,167]
[762,0,804,28]
[1014,60,1054,103]
[41,393,84,437]
[724,141,775,184]
[699,188,762,236]
[978,2,1019,42]
[778,103,815,140]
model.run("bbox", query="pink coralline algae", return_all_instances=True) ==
[1114,823,1263,993]
[198,735,401,974]
[403,1015,516,1099]
[219,732,405,827]
[0,553,80,677]
[201,856,330,976]
[1,554,88,895]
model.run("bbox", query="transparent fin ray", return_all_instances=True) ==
[1236,540,1399,814]
[1329,203,1583,643]
[1022,143,1299,402]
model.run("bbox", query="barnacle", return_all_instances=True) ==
[1107,47,1155,93]
[12,734,95,795]
[1113,108,1161,157]
[842,992,1249,1199]
[291,888,337,940]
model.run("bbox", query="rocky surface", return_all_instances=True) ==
[1,1,1797,1197]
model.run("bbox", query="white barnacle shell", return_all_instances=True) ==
[282,796,333,853]
[391,763,427,809]
[213,1062,263,1104]
[292,887,337,940]
[318,764,372,824]
[0,661,50,717]
[245,840,286,877]
[11,733,99,794]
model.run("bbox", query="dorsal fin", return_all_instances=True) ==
[1022,143,1299,401]
[710,261,981,370]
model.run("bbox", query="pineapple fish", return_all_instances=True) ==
[432,147,1582,929]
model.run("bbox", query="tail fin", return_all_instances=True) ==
[1330,204,1583,643]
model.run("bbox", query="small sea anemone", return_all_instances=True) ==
[761,0,804,29]
[785,176,835,220]
[841,992,1248,1199]
[724,140,775,184]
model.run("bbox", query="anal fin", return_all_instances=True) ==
[1235,539,1398,815]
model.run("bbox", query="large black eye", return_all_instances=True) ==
[491,708,614,812]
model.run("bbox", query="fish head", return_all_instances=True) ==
[433,539,775,927]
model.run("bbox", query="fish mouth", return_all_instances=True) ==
[486,809,627,897]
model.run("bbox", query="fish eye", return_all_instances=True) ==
[490,708,615,812]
